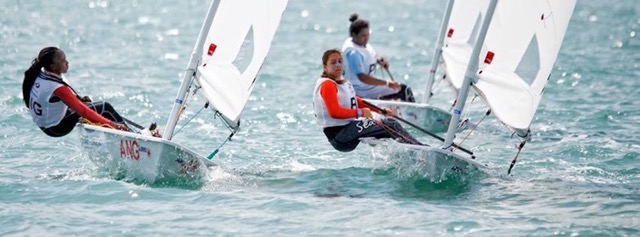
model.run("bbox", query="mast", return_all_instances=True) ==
[422,0,455,104]
[164,0,221,140]
[442,0,497,148]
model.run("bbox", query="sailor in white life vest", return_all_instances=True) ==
[22,47,129,137]
[341,13,415,102]
[313,49,422,152]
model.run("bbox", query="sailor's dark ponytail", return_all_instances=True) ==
[23,47,58,108]
[348,13,369,37]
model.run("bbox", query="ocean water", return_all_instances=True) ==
[1,0,639,236]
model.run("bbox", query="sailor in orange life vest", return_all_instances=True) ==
[313,49,422,152]
[23,47,129,137]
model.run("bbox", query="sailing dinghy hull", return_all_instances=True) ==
[361,138,488,181]
[78,124,215,184]
[366,99,452,133]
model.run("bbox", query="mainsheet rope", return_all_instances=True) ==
[372,118,420,145]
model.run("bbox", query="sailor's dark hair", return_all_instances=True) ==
[349,13,369,36]
[23,47,59,108]
[320,49,344,84]
[322,48,341,66]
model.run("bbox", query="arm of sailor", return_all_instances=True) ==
[344,50,365,75]
[381,107,394,116]
[387,81,401,91]
[356,97,374,110]
[319,81,359,119]
[356,97,394,117]
[360,108,372,118]
[345,50,389,87]
[356,73,391,87]
[53,86,114,127]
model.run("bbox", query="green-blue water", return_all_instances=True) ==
[1,0,639,236]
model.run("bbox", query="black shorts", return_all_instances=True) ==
[42,101,124,137]
[325,118,421,152]
[379,84,415,102]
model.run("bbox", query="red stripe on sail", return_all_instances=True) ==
[208,43,217,56]
[484,51,495,64]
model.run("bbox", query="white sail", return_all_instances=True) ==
[196,0,288,126]
[474,0,576,131]
[363,0,576,177]
[441,0,491,90]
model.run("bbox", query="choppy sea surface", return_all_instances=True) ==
[1,0,639,236]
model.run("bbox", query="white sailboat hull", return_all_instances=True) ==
[361,138,488,181]
[78,124,215,183]
[366,99,452,133]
